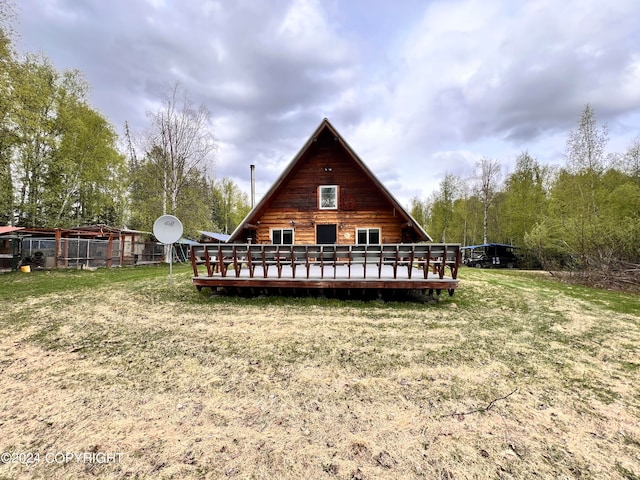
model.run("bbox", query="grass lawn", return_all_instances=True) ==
[0,264,639,479]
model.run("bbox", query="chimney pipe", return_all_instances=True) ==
[250,164,255,209]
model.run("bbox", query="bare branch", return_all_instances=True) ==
[440,388,518,418]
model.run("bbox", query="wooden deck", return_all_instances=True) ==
[190,243,461,296]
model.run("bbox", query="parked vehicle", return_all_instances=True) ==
[462,243,519,269]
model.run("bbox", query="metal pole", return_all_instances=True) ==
[169,243,173,288]
[250,164,255,208]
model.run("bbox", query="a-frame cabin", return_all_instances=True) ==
[190,119,461,298]
[228,118,431,246]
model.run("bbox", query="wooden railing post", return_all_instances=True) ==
[203,246,212,277]
[425,245,431,279]
[190,245,199,276]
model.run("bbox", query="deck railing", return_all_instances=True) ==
[191,243,461,281]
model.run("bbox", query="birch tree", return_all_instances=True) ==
[475,157,501,244]
[501,151,549,246]
[0,2,15,223]
[11,54,60,226]
[565,104,608,174]
[555,104,609,268]
[140,82,217,215]
[428,173,461,243]
[44,98,126,226]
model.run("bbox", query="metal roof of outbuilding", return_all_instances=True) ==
[462,243,518,249]
[0,226,24,235]
[199,231,231,242]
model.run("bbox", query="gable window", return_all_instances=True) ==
[271,228,294,245]
[357,228,380,244]
[319,185,338,210]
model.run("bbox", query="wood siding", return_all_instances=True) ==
[256,210,406,244]
[249,129,416,245]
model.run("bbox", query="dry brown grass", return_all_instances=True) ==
[0,266,639,479]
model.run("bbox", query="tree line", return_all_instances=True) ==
[411,104,640,283]
[0,6,249,238]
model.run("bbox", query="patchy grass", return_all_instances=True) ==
[0,265,639,479]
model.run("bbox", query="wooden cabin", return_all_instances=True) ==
[191,118,461,298]
[228,118,431,246]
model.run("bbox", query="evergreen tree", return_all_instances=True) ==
[211,177,251,235]
[409,196,427,231]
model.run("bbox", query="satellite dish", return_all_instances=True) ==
[153,215,184,289]
[153,215,183,244]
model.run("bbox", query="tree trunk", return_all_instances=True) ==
[483,203,489,245]
[162,169,167,216]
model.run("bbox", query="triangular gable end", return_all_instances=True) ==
[228,118,432,243]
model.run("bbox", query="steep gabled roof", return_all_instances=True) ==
[228,118,431,242]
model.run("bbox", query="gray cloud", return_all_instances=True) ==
[12,0,640,206]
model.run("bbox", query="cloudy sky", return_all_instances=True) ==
[12,0,640,206]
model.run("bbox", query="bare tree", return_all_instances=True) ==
[565,103,608,174]
[141,82,217,215]
[475,157,501,244]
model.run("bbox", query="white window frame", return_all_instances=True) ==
[356,228,380,244]
[319,185,338,210]
[271,228,294,245]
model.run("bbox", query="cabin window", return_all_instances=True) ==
[356,228,380,244]
[319,185,338,209]
[271,228,294,245]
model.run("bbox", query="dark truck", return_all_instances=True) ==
[462,243,519,269]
